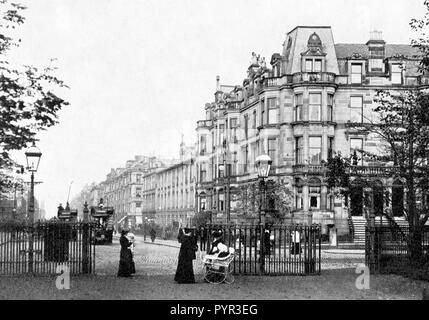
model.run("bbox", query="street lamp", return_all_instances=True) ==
[24,141,41,274]
[255,154,272,275]
[219,138,231,223]
[255,154,272,225]
[25,142,42,223]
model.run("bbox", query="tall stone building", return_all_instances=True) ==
[102,156,170,229]
[195,26,427,235]
[92,144,197,229]
[154,157,196,226]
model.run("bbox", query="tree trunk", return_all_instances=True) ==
[407,178,423,262]
[409,223,423,262]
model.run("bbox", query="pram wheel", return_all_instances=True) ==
[202,254,235,284]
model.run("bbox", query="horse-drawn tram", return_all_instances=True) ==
[90,199,114,244]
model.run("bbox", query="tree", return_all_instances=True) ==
[235,179,293,223]
[327,89,429,261]
[325,0,429,263]
[0,1,69,195]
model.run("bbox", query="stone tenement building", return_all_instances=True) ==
[92,142,196,229]
[100,155,172,228]
[195,26,428,235]
[154,158,196,226]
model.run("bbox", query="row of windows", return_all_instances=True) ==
[350,62,403,84]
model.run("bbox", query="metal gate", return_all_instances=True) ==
[199,224,321,276]
[0,221,96,275]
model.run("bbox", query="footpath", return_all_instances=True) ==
[128,235,365,257]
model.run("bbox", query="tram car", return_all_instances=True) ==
[56,203,78,241]
[57,204,78,222]
[90,203,114,245]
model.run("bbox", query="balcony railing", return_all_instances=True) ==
[292,72,336,84]
[197,120,213,128]
[227,101,242,109]
[349,166,396,176]
[263,76,288,87]
[292,164,325,174]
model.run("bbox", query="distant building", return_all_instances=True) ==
[101,155,174,229]
[154,157,196,227]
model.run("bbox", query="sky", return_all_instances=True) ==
[7,0,425,218]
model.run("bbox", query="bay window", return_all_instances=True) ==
[295,137,304,164]
[295,94,303,122]
[327,94,334,122]
[309,93,321,121]
[309,136,322,164]
[267,98,278,124]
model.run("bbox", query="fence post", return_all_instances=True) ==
[365,188,376,273]
[82,202,90,274]
[259,223,265,275]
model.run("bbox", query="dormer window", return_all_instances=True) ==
[351,63,363,84]
[391,64,403,84]
[305,59,313,72]
[304,58,323,72]
[314,59,322,72]
[369,58,383,72]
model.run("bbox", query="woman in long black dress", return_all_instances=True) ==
[174,228,197,283]
[117,229,134,277]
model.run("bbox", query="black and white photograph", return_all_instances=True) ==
[1,0,429,308]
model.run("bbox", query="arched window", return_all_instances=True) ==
[309,178,321,210]
[351,179,364,216]
[392,179,404,217]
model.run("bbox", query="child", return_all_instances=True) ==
[126,232,136,254]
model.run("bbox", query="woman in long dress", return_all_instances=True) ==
[117,229,135,277]
[174,228,197,283]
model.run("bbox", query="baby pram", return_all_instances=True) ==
[202,248,235,284]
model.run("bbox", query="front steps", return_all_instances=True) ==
[350,216,410,246]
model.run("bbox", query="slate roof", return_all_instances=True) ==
[335,43,421,59]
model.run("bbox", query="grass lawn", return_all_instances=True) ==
[0,268,427,300]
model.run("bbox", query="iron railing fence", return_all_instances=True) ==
[0,221,96,275]
[365,225,429,273]
[198,223,321,276]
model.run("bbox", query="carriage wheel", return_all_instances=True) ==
[203,267,227,284]
[224,270,235,284]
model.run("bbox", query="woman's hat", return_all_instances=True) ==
[212,230,223,238]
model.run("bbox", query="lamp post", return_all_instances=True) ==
[255,154,272,225]
[24,141,42,274]
[25,142,42,223]
[255,154,272,275]
[219,139,231,223]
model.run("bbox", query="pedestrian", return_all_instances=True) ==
[126,232,136,274]
[291,229,301,255]
[174,228,198,284]
[150,227,156,242]
[263,228,271,256]
[117,229,135,277]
